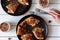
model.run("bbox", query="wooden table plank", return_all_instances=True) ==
[0,25,60,36]
[49,0,60,3]
[46,38,60,40]
[0,37,60,40]
[48,25,60,36]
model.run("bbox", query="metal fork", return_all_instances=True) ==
[35,8,49,14]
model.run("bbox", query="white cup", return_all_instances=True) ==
[0,22,11,32]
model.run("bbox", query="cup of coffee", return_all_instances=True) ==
[0,22,11,32]
[39,0,49,8]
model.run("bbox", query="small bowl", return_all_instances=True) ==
[39,0,49,8]
[0,22,11,32]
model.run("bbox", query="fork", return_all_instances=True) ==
[35,8,49,14]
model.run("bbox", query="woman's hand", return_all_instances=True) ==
[49,9,60,24]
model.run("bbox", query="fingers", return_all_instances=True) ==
[49,12,57,19]
[49,9,60,16]
[51,9,60,13]
[49,9,59,19]
[49,10,59,16]
[49,9,60,24]
[49,14,55,19]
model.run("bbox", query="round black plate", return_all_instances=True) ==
[16,14,48,40]
[1,0,32,16]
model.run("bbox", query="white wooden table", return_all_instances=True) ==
[0,0,60,40]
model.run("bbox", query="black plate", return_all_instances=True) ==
[16,14,48,40]
[1,0,32,16]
